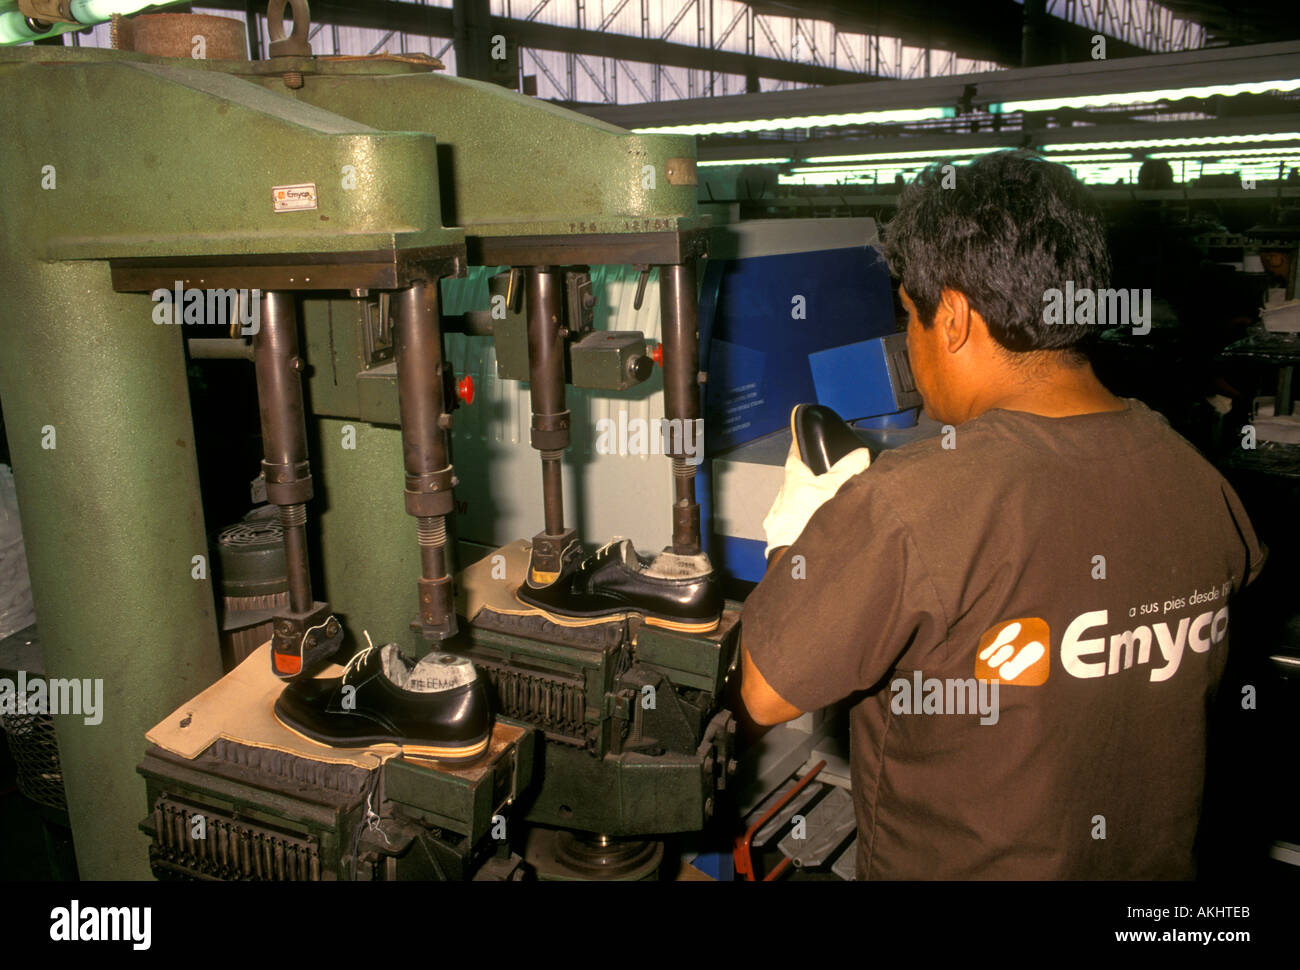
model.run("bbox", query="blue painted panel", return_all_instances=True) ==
[687,851,735,880]
[719,534,769,585]
[703,245,894,454]
[808,335,914,421]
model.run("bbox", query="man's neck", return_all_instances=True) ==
[970,361,1127,420]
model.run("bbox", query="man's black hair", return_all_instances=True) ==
[882,149,1110,357]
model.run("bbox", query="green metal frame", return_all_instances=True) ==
[0,40,717,876]
[0,45,464,878]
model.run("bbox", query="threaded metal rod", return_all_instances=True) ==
[416,515,448,579]
[393,281,458,637]
[416,516,448,546]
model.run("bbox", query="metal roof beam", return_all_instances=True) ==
[202,0,873,86]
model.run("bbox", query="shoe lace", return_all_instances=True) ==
[364,787,392,847]
[595,536,624,556]
[591,535,628,565]
[340,630,378,684]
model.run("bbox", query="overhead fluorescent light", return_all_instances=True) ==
[1043,133,1300,151]
[1149,147,1300,159]
[791,154,1006,175]
[999,79,1300,113]
[633,107,951,135]
[807,146,1006,164]
[1063,162,1144,184]
[791,163,933,175]
[779,169,915,186]
[696,158,791,167]
[1201,160,1294,171]
[802,149,1135,166]
[1033,152,1134,162]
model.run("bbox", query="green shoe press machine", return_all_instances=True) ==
[0,3,740,880]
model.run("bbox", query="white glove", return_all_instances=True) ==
[762,439,872,558]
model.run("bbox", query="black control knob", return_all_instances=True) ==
[626,354,654,384]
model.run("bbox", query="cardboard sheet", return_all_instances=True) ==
[145,643,399,769]
[147,538,542,767]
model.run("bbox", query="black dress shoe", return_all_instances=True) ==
[516,538,722,634]
[274,644,492,764]
[792,404,873,475]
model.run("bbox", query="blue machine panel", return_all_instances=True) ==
[702,244,895,454]
[808,334,919,421]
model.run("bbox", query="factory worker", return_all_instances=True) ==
[739,149,1266,880]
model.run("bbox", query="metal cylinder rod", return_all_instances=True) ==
[394,283,450,481]
[280,503,311,611]
[393,280,457,636]
[417,516,449,579]
[527,266,569,537]
[658,261,703,555]
[540,450,564,534]
[253,290,314,613]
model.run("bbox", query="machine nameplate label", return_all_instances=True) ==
[273,183,318,212]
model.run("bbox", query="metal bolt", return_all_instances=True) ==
[282,72,304,89]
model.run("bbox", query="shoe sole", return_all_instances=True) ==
[275,714,491,765]
[644,615,720,634]
[398,736,491,764]
[500,589,720,635]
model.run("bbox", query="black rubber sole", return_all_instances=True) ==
[513,588,720,633]
[274,704,492,765]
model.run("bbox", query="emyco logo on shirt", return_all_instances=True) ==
[977,598,1230,685]
[975,618,1050,685]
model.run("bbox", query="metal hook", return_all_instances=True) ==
[267,0,312,57]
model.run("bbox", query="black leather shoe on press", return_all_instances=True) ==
[792,404,873,474]
[515,538,722,634]
[274,643,492,764]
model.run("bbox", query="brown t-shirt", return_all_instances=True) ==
[742,400,1266,879]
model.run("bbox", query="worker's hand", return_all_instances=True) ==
[762,438,871,558]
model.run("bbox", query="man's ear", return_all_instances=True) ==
[938,288,972,354]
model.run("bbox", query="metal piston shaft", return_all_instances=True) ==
[658,262,703,556]
[393,280,459,640]
[253,291,341,678]
[526,266,577,582]
[254,291,314,609]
